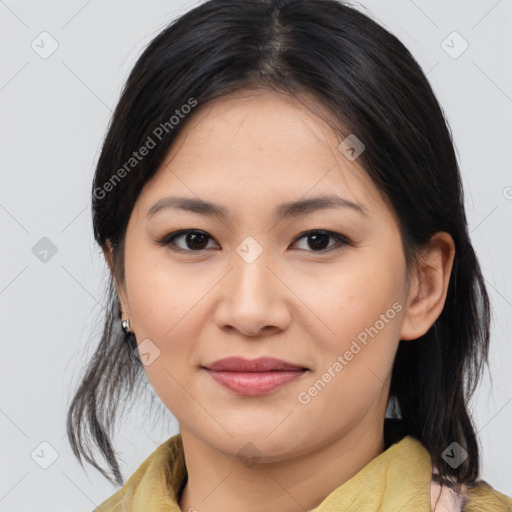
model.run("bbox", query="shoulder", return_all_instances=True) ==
[463,480,512,512]
[431,464,511,512]
[91,434,184,512]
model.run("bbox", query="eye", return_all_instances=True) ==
[157,230,219,252]
[291,230,350,252]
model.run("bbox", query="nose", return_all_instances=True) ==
[213,247,292,338]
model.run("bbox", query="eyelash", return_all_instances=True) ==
[155,229,352,254]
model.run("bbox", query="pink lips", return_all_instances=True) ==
[203,357,308,395]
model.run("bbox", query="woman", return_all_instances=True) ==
[66,0,512,510]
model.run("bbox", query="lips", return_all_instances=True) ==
[204,356,308,372]
[202,357,309,395]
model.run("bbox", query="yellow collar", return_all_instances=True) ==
[94,433,512,511]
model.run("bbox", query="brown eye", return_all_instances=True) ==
[291,230,350,252]
[158,230,218,251]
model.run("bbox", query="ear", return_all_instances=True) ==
[102,239,130,318]
[400,232,455,341]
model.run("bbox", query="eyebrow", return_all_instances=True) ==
[146,193,367,220]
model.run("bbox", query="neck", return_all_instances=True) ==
[178,415,386,512]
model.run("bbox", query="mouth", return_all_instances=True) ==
[201,356,310,396]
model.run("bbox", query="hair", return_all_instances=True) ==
[66,0,491,492]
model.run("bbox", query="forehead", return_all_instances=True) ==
[137,89,390,220]
[165,89,347,169]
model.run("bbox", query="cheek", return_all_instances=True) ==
[293,244,406,414]
[122,241,212,392]
[123,246,206,414]
[124,239,206,341]
[297,250,405,354]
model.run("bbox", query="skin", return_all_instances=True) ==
[105,88,455,512]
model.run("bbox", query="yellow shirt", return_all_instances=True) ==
[93,434,512,511]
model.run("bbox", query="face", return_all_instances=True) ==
[117,89,412,461]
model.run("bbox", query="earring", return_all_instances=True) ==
[121,319,131,334]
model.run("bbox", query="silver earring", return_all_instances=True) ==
[121,319,131,334]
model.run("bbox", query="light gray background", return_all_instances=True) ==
[1,0,511,510]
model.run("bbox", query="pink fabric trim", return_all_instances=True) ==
[430,466,470,511]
